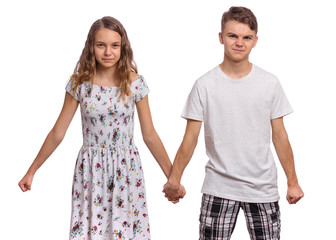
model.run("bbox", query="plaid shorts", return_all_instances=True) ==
[199,194,281,240]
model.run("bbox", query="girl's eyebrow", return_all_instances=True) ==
[95,40,121,44]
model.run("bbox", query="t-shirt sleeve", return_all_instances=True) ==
[65,79,80,101]
[271,80,293,119]
[181,81,204,121]
[133,76,150,103]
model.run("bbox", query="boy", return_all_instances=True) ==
[163,6,304,240]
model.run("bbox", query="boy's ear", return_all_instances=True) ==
[253,35,258,48]
[219,32,224,44]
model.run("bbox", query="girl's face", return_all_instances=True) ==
[94,28,122,70]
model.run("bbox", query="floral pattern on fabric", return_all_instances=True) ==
[66,76,151,240]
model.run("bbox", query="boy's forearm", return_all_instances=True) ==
[273,136,298,186]
[168,135,198,186]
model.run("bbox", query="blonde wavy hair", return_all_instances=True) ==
[70,16,137,100]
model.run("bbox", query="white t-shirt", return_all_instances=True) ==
[182,64,293,203]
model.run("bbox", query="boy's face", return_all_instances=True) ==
[219,20,258,63]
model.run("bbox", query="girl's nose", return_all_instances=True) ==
[105,46,112,56]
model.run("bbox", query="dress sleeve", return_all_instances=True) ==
[271,80,293,119]
[65,79,80,101]
[133,76,150,103]
[181,81,204,121]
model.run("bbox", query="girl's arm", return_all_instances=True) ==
[18,92,79,192]
[135,96,172,179]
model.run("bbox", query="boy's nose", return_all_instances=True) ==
[235,39,243,47]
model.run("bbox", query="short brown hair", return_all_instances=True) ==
[221,6,258,33]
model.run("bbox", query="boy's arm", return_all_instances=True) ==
[271,117,304,204]
[163,119,202,202]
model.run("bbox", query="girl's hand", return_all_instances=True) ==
[18,173,34,192]
[163,182,186,204]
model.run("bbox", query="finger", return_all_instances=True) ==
[19,183,26,192]
[286,195,291,203]
[294,195,303,204]
[18,182,23,191]
[289,196,298,204]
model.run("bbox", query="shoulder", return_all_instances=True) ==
[194,66,219,87]
[130,72,141,83]
[253,64,279,84]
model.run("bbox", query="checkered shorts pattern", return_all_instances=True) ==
[199,194,281,240]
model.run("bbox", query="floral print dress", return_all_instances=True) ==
[65,76,150,240]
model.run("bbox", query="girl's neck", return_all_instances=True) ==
[95,65,118,83]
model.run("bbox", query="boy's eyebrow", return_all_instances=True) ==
[226,32,254,38]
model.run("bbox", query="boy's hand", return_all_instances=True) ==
[163,182,186,203]
[287,183,304,204]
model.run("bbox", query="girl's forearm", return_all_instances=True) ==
[27,129,63,176]
[143,131,172,179]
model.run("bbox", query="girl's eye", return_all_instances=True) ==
[112,44,120,48]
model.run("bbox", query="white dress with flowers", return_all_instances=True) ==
[66,76,150,240]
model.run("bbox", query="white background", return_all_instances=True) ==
[1,0,335,239]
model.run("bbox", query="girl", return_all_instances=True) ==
[18,16,185,240]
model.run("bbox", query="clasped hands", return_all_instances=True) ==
[162,181,186,204]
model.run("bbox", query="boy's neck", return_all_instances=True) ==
[219,60,253,79]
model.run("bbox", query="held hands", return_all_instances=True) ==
[163,181,186,204]
[287,183,304,204]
